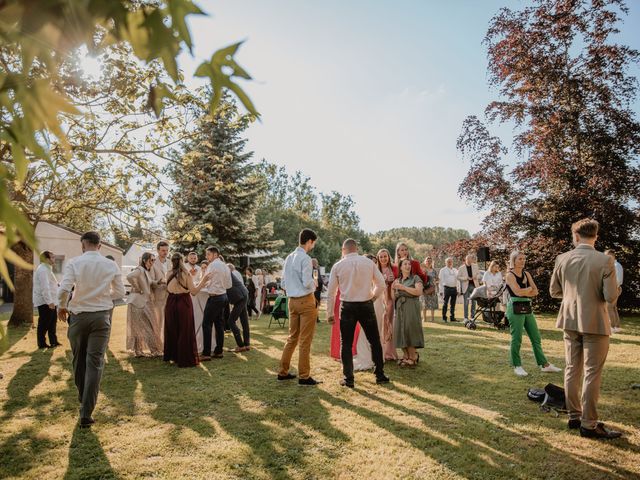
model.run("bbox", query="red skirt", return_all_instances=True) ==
[164,293,199,368]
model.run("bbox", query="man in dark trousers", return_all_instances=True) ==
[326,238,390,388]
[226,263,251,351]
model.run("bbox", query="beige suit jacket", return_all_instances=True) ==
[549,244,618,335]
[457,263,482,292]
[150,257,169,303]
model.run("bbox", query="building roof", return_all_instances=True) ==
[40,222,124,252]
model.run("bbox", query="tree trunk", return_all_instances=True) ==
[8,242,34,327]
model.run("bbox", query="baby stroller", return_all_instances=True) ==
[268,294,289,328]
[464,284,508,330]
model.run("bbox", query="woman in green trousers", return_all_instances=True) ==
[505,251,561,377]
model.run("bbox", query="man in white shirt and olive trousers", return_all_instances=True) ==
[58,231,125,428]
[327,239,389,388]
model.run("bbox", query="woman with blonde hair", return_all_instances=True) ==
[505,250,561,377]
[482,260,504,297]
[126,253,163,357]
[377,248,398,361]
[393,242,427,283]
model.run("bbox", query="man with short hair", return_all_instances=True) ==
[150,241,170,340]
[201,246,232,360]
[327,239,389,388]
[226,263,251,352]
[438,257,458,322]
[33,250,60,349]
[278,228,320,385]
[604,249,623,334]
[58,231,125,428]
[550,218,621,439]
[457,253,482,322]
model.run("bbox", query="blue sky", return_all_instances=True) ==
[178,0,640,234]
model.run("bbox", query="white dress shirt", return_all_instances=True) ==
[203,258,232,295]
[33,263,58,307]
[185,263,202,281]
[281,247,314,298]
[439,267,459,293]
[326,253,386,316]
[614,261,623,287]
[58,251,125,314]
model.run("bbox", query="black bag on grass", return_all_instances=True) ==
[527,384,567,416]
[540,383,567,416]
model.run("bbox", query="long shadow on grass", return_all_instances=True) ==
[63,425,119,480]
[0,321,32,356]
[1,347,52,419]
[0,427,57,478]
[363,381,638,479]
[207,337,350,480]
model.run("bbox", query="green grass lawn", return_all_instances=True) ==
[1,305,639,480]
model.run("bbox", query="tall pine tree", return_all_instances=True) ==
[167,96,276,258]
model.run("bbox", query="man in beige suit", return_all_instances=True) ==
[457,253,482,322]
[150,240,170,342]
[550,218,621,439]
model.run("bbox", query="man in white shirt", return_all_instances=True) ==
[201,246,232,360]
[605,250,623,333]
[438,257,459,322]
[278,229,320,386]
[33,250,61,349]
[150,241,170,341]
[326,239,389,388]
[58,231,125,428]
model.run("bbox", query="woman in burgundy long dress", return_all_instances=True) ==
[164,253,211,367]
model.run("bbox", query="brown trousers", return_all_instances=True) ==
[563,330,610,429]
[279,293,318,380]
[607,286,622,329]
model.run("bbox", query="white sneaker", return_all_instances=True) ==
[612,327,622,334]
[514,366,528,377]
[540,364,562,373]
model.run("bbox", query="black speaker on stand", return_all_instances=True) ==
[477,246,490,271]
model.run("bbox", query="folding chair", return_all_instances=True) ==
[268,294,288,328]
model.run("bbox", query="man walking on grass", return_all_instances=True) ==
[58,231,125,428]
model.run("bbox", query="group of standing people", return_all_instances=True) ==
[276,220,625,440]
[124,241,263,367]
[32,216,626,441]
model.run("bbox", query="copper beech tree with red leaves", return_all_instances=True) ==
[457,0,639,311]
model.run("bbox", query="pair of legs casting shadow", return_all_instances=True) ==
[64,425,117,480]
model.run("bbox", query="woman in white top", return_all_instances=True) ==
[253,268,265,314]
[126,253,163,357]
[482,261,504,297]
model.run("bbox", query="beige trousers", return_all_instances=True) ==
[563,330,610,429]
[279,293,318,380]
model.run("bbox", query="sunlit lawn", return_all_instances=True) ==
[1,305,639,480]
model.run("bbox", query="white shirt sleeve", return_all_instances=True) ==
[301,256,314,291]
[110,266,126,302]
[326,267,339,318]
[58,262,76,308]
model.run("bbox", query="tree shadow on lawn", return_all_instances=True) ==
[63,424,119,480]
[0,321,33,356]
[0,427,58,479]
[129,330,348,480]
[1,347,53,419]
